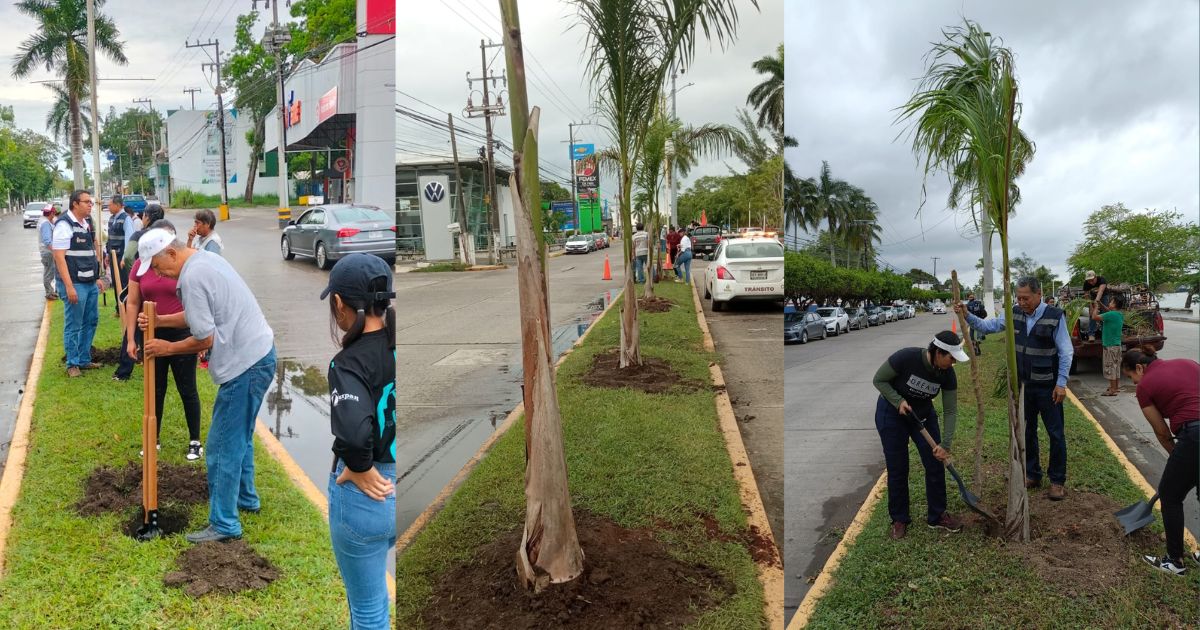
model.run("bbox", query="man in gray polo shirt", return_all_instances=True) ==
[137,228,276,543]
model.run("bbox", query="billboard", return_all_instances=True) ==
[550,201,575,231]
[572,143,598,192]
[318,87,338,124]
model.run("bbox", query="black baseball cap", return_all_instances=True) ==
[320,253,395,302]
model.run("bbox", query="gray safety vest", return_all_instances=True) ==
[1013,304,1063,386]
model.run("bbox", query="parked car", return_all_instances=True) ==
[816,306,850,336]
[880,305,897,321]
[845,307,869,330]
[122,194,147,213]
[22,202,50,228]
[906,304,916,318]
[931,302,946,314]
[691,225,723,259]
[785,311,827,344]
[703,234,784,311]
[564,234,592,254]
[866,305,886,326]
[591,233,608,249]
[281,204,396,269]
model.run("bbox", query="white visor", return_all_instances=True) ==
[933,337,970,362]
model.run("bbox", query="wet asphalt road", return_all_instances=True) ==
[0,210,47,477]
[783,311,944,622]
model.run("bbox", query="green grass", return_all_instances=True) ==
[411,262,471,273]
[805,335,1200,629]
[394,281,766,628]
[171,189,299,210]
[0,303,349,628]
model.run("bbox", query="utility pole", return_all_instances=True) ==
[448,113,475,266]
[183,88,201,110]
[1145,249,1150,288]
[931,256,940,284]
[568,121,580,233]
[189,39,229,220]
[85,0,103,225]
[464,39,506,264]
[257,0,292,229]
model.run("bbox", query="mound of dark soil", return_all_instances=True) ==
[696,514,781,568]
[582,349,694,394]
[637,295,675,313]
[121,504,192,539]
[164,540,280,597]
[76,462,208,516]
[422,513,733,629]
[59,345,126,365]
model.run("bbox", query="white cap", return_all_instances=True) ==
[1085,270,1096,280]
[932,336,970,362]
[135,229,175,277]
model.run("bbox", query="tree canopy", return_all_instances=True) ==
[1067,203,1200,290]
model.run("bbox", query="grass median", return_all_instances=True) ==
[395,280,768,628]
[0,301,348,628]
[805,334,1199,628]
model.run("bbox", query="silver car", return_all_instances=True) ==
[23,202,50,228]
[281,204,396,269]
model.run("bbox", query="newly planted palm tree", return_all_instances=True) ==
[747,43,783,136]
[12,0,127,189]
[574,0,754,368]
[896,20,1036,541]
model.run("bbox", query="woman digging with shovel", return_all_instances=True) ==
[872,331,969,539]
[1121,346,1200,576]
[320,254,397,629]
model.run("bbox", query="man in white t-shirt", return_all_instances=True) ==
[52,190,106,376]
[673,227,694,283]
[631,222,649,283]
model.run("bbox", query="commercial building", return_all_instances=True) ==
[396,160,515,260]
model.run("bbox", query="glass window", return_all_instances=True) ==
[333,207,390,223]
[726,241,784,259]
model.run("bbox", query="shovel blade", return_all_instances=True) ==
[1120,512,1156,536]
[135,509,161,542]
[947,463,997,521]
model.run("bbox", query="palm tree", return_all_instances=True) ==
[11,0,127,189]
[788,161,852,266]
[747,43,783,136]
[44,81,91,148]
[838,186,882,268]
[575,0,753,368]
[896,20,1035,542]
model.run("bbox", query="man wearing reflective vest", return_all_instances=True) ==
[106,194,135,316]
[957,276,1075,501]
[53,190,106,378]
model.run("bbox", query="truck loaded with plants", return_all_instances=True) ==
[1057,283,1166,373]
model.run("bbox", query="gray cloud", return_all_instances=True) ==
[785,0,1199,284]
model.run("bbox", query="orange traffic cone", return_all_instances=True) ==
[602,253,612,281]
[951,316,958,334]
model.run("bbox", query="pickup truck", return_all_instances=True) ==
[1058,283,1166,373]
[691,225,722,259]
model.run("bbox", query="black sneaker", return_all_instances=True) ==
[1143,555,1187,576]
[186,441,203,461]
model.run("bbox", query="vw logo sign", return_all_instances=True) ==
[423,182,446,203]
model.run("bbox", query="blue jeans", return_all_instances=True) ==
[634,254,647,283]
[207,347,276,536]
[58,280,98,368]
[674,249,693,282]
[329,460,396,630]
[1024,384,1067,485]
[875,396,947,525]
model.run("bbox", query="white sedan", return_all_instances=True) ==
[815,306,850,335]
[932,302,947,314]
[703,234,784,311]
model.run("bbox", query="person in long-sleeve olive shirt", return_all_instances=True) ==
[872,330,969,539]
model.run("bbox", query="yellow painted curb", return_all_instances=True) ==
[396,287,624,554]
[0,302,50,579]
[1065,388,1198,549]
[689,281,783,630]
[255,420,328,519]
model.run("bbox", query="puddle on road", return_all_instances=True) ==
[258,358,335,499]
[397,290,614,536]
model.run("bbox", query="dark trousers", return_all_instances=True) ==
[1024,384,1067,485]
[117,326,201,441]
[114,327,139,379]
[107,249,127,316]
[875,396,947,525]
[1161,423,1199,562]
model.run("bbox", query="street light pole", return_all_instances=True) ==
[931,256,940,282]
[257,0,292,229]
[85,0,103,226]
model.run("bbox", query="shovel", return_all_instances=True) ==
[135,301,161,542]
[913,414,998,523]
[1115,493,1159,536]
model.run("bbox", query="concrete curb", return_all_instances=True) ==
[396,287,624,554]
[688,281,784,630]
[467,264,507,272]
[1065,388,1198,549]
[0,302,50,579]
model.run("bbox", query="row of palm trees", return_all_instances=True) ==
[785,161,883,269]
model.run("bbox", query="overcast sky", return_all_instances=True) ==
[396,0,782,203]
[785,0,1199,288]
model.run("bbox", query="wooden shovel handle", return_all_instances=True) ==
[143,301,158,514]
[110,251,124,326]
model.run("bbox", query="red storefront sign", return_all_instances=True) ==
[318,87,338,124]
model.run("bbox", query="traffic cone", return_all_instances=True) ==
[951,316,958,334]
[602,253,612,281]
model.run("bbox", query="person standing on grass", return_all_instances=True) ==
[105,194,135,316]
[631,222,649,284]
[1091,296,1125,396]
[1121,346,1200,576]
[666,225,682,275]
[113,205,169,382]
[136,229,276,544]
[53,190,105,378]
[673,227,693,283]
[956,276,1074,501]
[872,330,967,539]
[38,205,59,300]
[187,209,224,255]
[320,254,397,628]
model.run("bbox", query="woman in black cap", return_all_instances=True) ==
[872,330,968,539]
[322,253,397,628]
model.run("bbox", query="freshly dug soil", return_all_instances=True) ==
[76,462,208,516]
[122,504,192,538]
[637,295,675,313]
[582,349,693,394]
[697,515,781,568]
[59,345,126,365]
[164,540,281,597]
[422,513,733,629]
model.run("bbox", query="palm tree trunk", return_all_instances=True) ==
[501,0,584,590]
[69,92,85,190]
[980,201,995,305]
[618,167,641,367]
[827,215,836,266]
[644,210,657,299]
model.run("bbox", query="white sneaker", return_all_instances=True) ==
[186,441,203,461]
[1143,555,1188,576]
